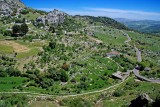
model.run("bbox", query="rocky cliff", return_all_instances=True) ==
[0,0,25,16]
[36,9,67,26]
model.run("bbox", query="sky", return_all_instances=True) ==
[22,0,160,20]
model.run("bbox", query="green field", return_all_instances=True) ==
[16,48,40,59]
[94,27,127,46]
[0,44,14,54]
[0,77,27,91]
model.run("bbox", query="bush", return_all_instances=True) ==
[49,26,55,33]
[3,30,12,36]
[20,9,29,14]
[60,70,69,82]
[62,63,70,71]
[49,41,56,49]
[113,89,125,97]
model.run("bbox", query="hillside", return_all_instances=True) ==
[0,1,160,107]
[79,16,129,30]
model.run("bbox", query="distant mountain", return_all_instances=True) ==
[115,18,135,23]
[115,18,160,34]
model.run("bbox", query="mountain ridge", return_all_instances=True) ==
[115,18,160,34]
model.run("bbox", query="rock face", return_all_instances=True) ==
[36,9,67,26]
[129,93,153,107]
[0,0,25,16]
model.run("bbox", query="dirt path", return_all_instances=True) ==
[61,79,127,98]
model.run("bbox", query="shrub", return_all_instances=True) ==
[3,30,12,36]
[20,9,29,14]
[113,89,125,97]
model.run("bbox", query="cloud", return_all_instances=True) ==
[36,8,55,11]
[85,8,160,16]
[36,8,65,12]
[36,7,160,20]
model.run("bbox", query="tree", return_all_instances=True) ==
[21,23,28,35]
[12,25,21,35]
[12,23,28,36]
[49,26,55,33]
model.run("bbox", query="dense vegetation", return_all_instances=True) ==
[0,94,29,107]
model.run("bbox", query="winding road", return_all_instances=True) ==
[133,69,160,83]
[122,31,160,83]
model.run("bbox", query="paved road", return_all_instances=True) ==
[133,69,160,83]
[134,46,142,62]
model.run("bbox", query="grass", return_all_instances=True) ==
[23,12,41,20]
[94,27,127,46]
[16,48,40,59]
[58,55,119,93]
[125,30,160,68]
[126,31,160,52]
[0,44,14,54]
[0,77,27,91]
[103,95,135,107]
[102,77,160,107]
[0,40,41,59]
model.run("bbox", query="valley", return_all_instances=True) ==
[0,0,160,107]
